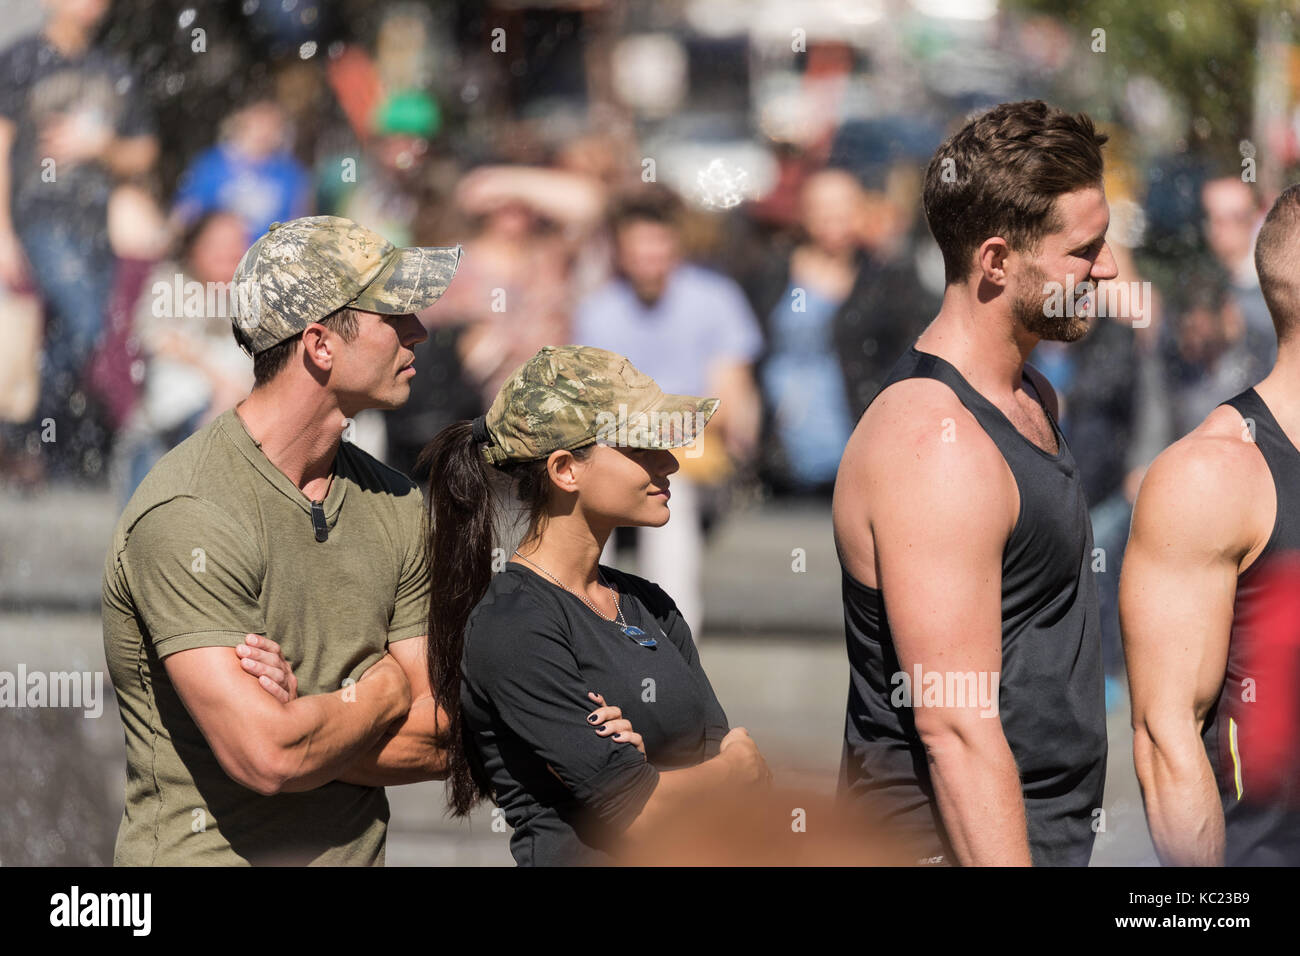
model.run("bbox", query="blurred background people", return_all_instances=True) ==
[112,210,253,502]
[0,0,157,484]
[574,187,763,636]
[172,96,311,238]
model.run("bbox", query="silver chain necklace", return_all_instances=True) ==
[512,550,657,647]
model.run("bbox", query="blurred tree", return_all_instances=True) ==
[1009,0,1269,166]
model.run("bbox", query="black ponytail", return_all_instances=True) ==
[418,420,593,815]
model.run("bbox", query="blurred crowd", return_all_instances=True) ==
[0,1,1294,676]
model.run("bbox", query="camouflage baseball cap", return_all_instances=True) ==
[476,345,720,466]
[230,215,462,355]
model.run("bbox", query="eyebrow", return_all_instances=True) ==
[1070,224,1110,251]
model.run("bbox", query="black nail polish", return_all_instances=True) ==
[587,713,599,723]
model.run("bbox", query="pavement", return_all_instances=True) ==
[0,484,1156,866]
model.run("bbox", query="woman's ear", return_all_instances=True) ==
[546,449,582,494]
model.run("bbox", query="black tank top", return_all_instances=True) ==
[1203,388,1300,865]
[838,346,1108,866]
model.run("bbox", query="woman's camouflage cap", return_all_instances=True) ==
[230,215,463,355]
[477,345,721,466]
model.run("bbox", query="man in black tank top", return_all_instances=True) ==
[833,101,1113,866]
[1122,185,1300,866]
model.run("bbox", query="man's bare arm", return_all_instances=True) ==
[1120,430,1258,865]
[164,646,411,795]
[850,380,1029,865]
[335,635,451,786]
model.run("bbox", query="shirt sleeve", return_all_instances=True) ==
[387,485,430,644]
[641,578,731,757]
[121,497,266,659]
[464,595,660,832]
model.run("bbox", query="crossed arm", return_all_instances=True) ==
[162,638,430,795]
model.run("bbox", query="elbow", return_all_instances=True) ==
[913,712,1004,764]
[214,737,296,796]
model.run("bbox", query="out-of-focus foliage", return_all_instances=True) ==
[1009,0,1269,162]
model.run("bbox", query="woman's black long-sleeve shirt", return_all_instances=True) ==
[460,562,731,866]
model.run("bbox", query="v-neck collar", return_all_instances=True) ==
[220,408,349,520]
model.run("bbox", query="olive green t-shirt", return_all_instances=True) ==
[102,407,430,866]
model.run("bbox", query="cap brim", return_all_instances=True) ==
[597,392,721,451]
[350,244,463,315]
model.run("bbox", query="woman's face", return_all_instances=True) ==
[551,443,680,528]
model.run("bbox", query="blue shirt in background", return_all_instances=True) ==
[573,263,763,398]
[174,144,311,239]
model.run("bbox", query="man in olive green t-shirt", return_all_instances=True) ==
[102,216,463,865]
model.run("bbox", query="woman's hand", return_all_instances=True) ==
[587,691,644,756]
[236,633,298,703]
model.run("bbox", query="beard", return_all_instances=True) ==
[1013,260,1093,343]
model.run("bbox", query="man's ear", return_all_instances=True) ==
[300,323,333,372]
[975,236,1011,286]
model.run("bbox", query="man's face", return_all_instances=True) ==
[327,310,428,415]
[1008,186,1117,342]
[1203,178,1259,270]
[615,220,679,305]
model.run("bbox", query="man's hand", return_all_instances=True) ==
[333,638,446,786]
[237,633,297,703]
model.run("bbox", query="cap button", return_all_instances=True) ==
[268,221,282,231]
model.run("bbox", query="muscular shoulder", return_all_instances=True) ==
[1131,404,1271,560]
[839,376,1013,503]
[834,376,1017,574]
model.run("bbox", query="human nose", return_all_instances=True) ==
[1091,242,1119,282]
[399,313,429,347]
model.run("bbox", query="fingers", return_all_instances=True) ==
[257,673,289,704]
[585,705,622,725]
[243,633,281,655]
[615,731,645,756]
[238,634,295,700]
[594,717,632,737]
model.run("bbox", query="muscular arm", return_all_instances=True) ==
[1120,433,1257,865]
[164,646,410,796]
[334,635,451,786]
[840,381,1030,865]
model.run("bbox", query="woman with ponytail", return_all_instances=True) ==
[419,344,770,866]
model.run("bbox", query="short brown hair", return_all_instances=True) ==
[607,185,684,236]
[923,100,1108,284]
[1255,184,1300,344]
[247,306,361,387]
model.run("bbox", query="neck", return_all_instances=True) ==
[234,376,349,495]
[1256,338,1300,412]
[514,513,612,591]
[44,17,91,57]
[916,282,1039,397]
